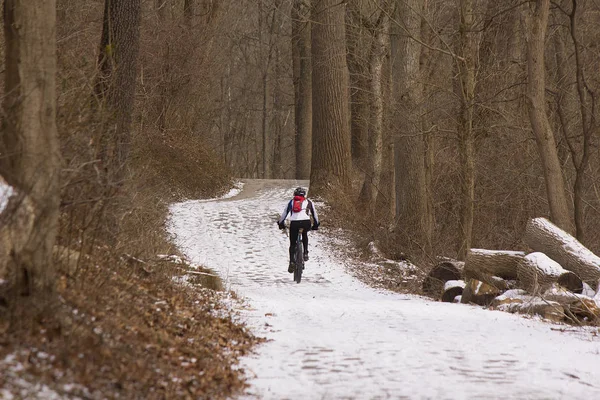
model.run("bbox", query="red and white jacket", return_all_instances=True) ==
[278,197,319,224]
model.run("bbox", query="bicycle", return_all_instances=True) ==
[293,228,305,284]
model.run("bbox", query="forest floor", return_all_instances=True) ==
[169,179,600,399]
[0,219,263,398]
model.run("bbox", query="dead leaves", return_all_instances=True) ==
[1,255,261,399]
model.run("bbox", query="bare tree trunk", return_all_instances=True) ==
[259,2,280,179]
[376,29,395,218]
[155,0,169,134]
[420,5,434,251]
[184,0,194,25]
[359,9,390,210]
[569,0,595,244]
[391,0,431,255]
[95,0,142,183]
[346,2,369,167]
[457,0,477,259]
[0,0,60,295]
[524,0,573,233]
[272,46,284,178]
[310,0,352,195]
[292,0,312,179]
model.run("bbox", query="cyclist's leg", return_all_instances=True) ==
[289,221,300,263]
[300,220,311,258]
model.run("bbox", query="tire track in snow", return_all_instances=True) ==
[168,179,600,400]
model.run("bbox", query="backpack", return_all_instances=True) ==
[292,195,305,213]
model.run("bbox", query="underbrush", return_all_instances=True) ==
[0,250,261,399]
[312,183,426,294]
[0,120,255,398]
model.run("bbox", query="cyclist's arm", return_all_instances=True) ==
[308,200,319,225]
[278,201,292,224]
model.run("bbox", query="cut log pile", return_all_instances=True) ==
[422,217,600,325]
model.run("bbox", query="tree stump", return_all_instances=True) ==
[460,279,502,306]
[422,260,464,298]
[441,280,465,303]
[517,252,583,294]
[523,217,600,289]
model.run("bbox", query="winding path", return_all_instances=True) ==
[169,179,600,400]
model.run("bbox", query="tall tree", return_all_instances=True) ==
[346,1,371,168]
[456,0,477,259]
[292,0,312,179]
[524,0,573,232]
[554,0,596,243]
[391,0,431,254]
[310,0,352,194]
[0,0,60,294]
[359,7,390,211]
[95,0,142,183]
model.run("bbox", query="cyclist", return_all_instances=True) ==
[277,187,320,273]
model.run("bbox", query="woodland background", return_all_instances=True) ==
[0,0,599,397]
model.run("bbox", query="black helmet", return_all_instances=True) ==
[294,187,306,197]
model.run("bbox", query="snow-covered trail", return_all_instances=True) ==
[168,180,600,400]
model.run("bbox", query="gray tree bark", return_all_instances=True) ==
[292,0,312,179]
[0,0,60,295]
[359,9,390,210]
[95,0,142,183]
[391,0,431,254]
[309,0,352,195]
[346,1,370,167]
[456,0,477,260]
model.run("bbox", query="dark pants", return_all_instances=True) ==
[289,220,311,262]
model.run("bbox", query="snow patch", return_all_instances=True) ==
[444,280,465,290]
[168,180,600,399]
[470,248,525,256]
[524,252,565,275]
[581,282,595,298]
[221,181,244,199]
[0,180,14,214]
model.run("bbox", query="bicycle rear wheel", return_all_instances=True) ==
[294,237,304,283]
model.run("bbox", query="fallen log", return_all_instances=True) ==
[441,280,465,303]
[490,289,529,308]
[461,279,502,306]
[491,293,565,323]
[517,252,583,294]
[422,260,464,298]
[543,284,600,322]
[464,249,525,281]
[523,217,600,289]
